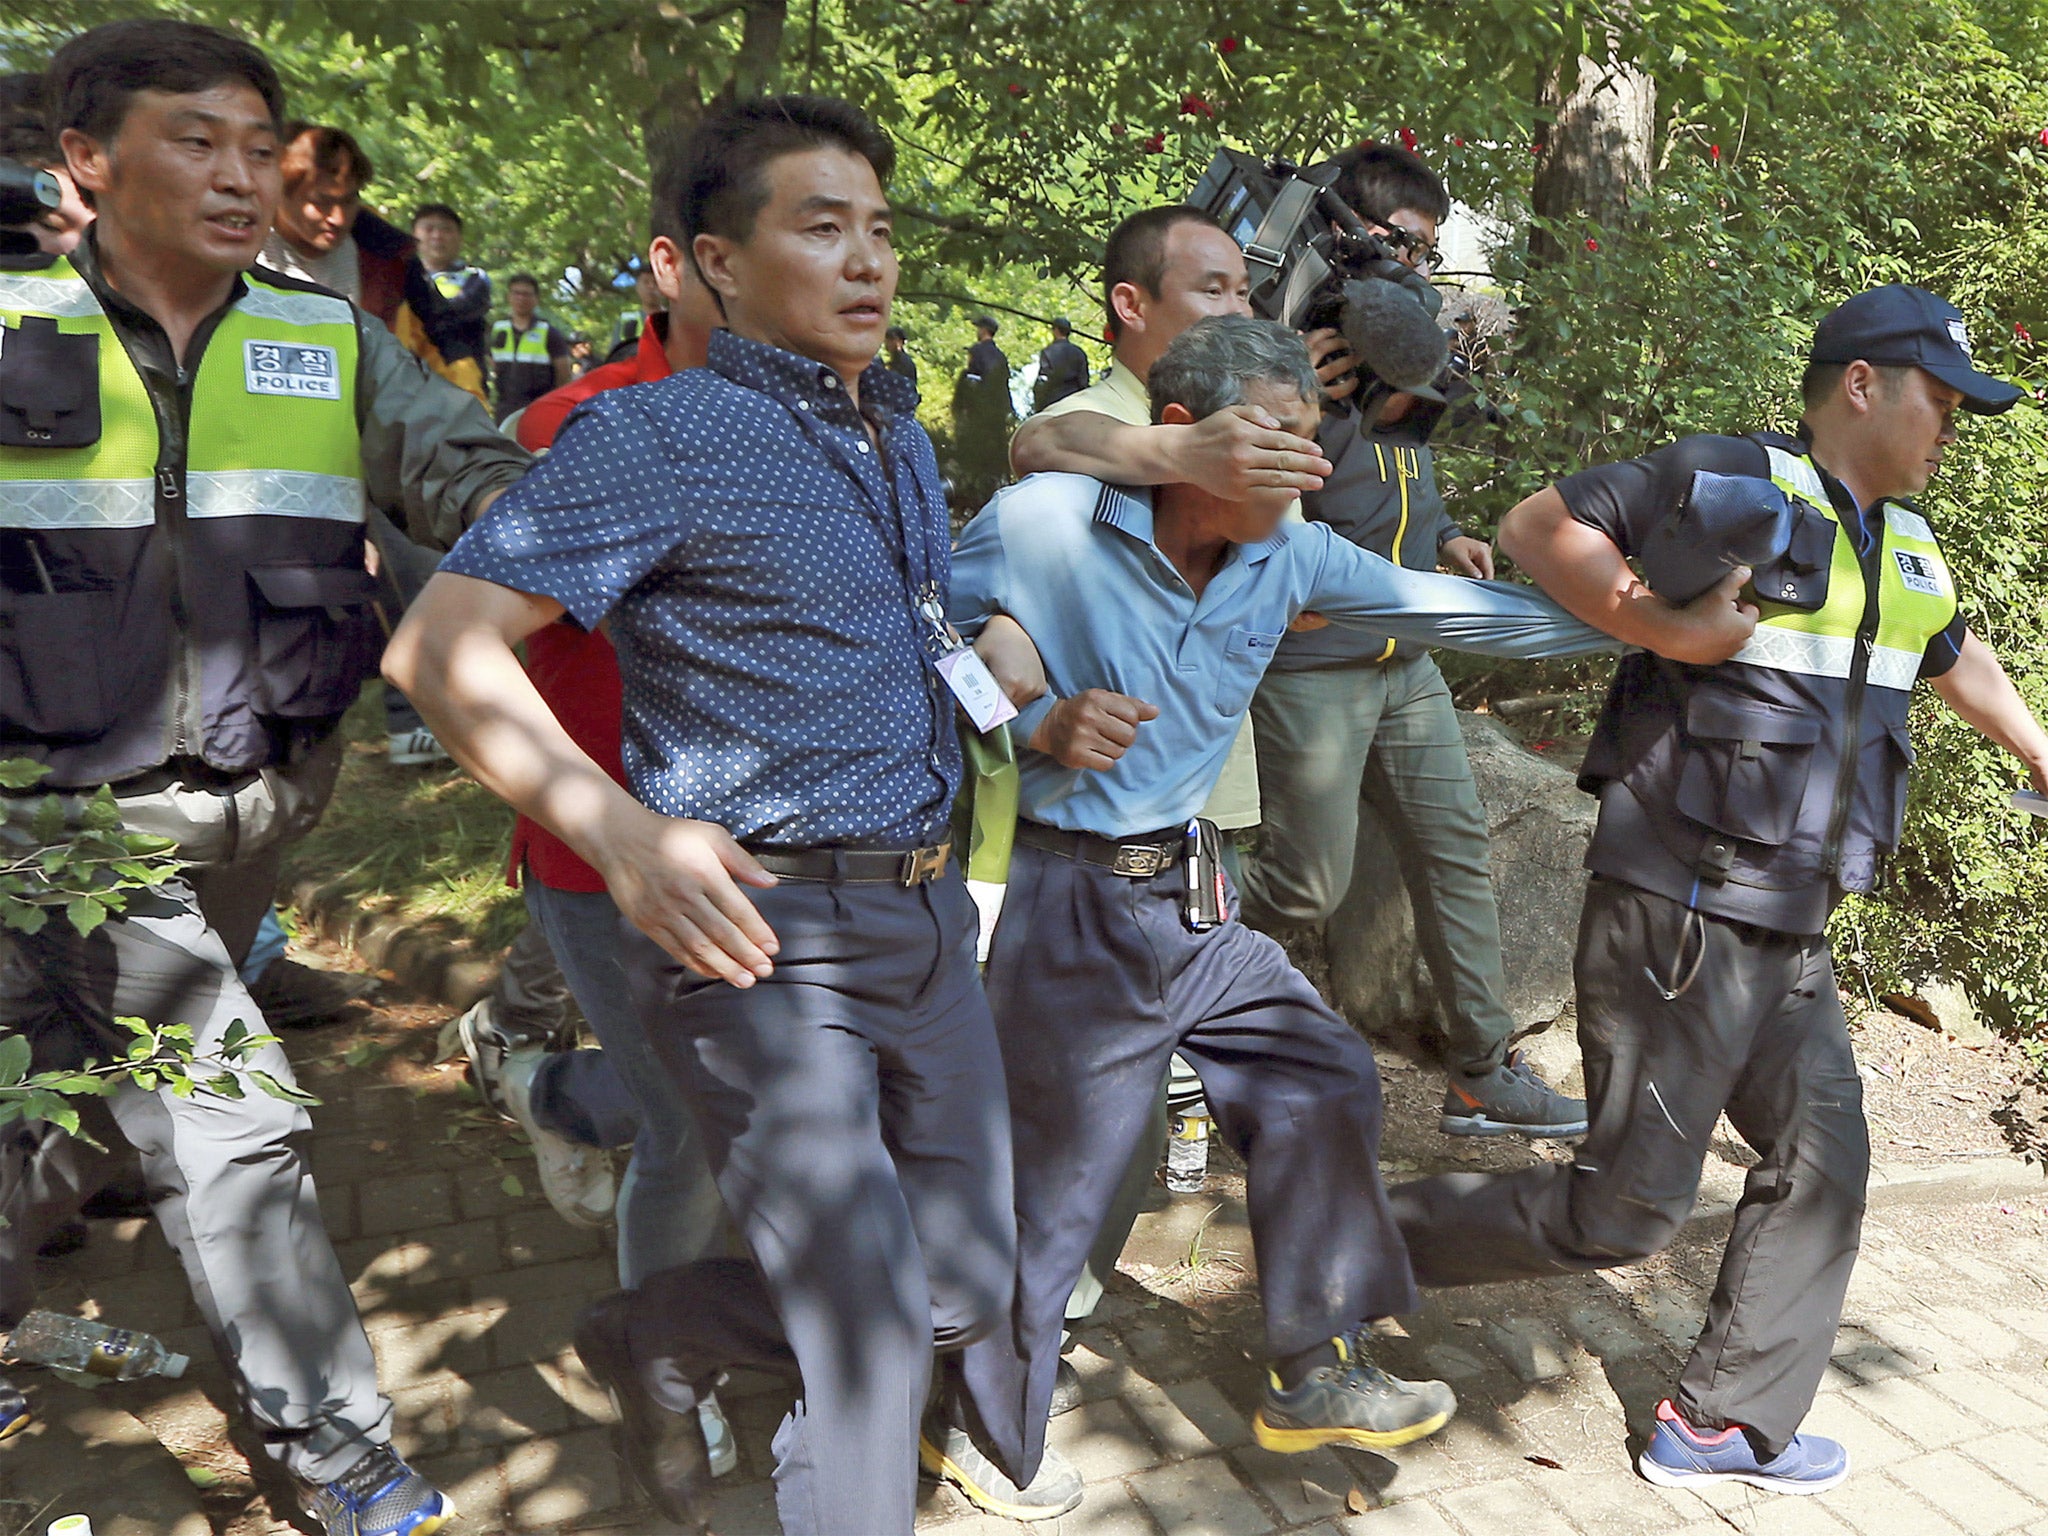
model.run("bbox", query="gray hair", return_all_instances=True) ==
[1148,315,1319,424]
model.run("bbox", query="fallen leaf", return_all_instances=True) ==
[501,1174,525,1198]
[1525,1454,1565,1470]
[1345,1488,1372,1515]
[186,1467,223,1488]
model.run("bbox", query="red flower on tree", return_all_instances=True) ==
[1180,93,1214,119]
[1219,35,1240,53]
[1711,143,1722,162]
[1141,131,1166,154]
[2018,321,2034,343]
[1397,125,1418,151]
[1452,136,1465,147]
[1585,237,1600,252]
[1006,83,1022,95]
[2039,127,2048,147]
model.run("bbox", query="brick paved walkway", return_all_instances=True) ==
[9,995,2048,1535]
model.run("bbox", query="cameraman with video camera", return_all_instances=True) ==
[1232,143,1588,1140]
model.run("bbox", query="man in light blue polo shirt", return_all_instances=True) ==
[928,316,1760,1519]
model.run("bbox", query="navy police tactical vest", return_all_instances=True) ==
[1579,434,1958,927]
[0,255,380,788]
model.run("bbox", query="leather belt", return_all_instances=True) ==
[1015,819,1184,878]
[743,841,952,887]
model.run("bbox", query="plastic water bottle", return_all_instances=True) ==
[48,1518,93,1536]
[4,1311,188,1381]
[1165,1109,1211,1193]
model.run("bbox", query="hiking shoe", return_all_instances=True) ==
[1637,1398,1848,1495]
[248,958,375,1029]
[1441,1050,1588,1139]
[499,1047,614,1228]
[920,1419,1082,1521]
[0,1376,29,1442]
[305,1443,451,1536]
[1253,1329,1455,1452]
[387,729,450,767]
[699,1392,738,1478]
[575,1291,713,1531]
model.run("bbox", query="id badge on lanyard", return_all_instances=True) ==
[918,587,1018,733]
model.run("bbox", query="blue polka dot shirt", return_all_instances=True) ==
[442,328,960,847]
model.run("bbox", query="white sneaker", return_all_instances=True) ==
[499,1047,616,1229]
[698,1391,738,1478]
[387,728,451,766]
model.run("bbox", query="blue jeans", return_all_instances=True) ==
[521,879,728,1285]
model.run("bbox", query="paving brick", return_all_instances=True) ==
[1830,1323,1939,1385]
[1128,1456,1273,1535]
[1845,1375,1983,1447]
[315,1179,357,1241]
[1435,1477,1579,1536]
[1816,1472,1968,1536]
[1055,1482,1160,1536]
[1123,1379,1233,1460]
[1064,1336,1139,1404]
[412,1445,510,1532]
[1637,1288,1705,1354]
[453,1163,540,1221]
[704,1474,777,1535]
[1481,1317,1573,1384]
[1964,1430,2048,1498]
[448,1364,579,1447]
[1324,1501,1460,1536]
[388,1379,460,1458]
[1226,1442,1357,1525]
[484,1290,578,1370]
[1891,1447,2045,1531]
[502,1425,625,1529]
[1927,1305,2032,1364]
[1992,1307,2048,1352]
[1559,1300,1658,1362]
[1046,1396,1161,1482]
[367,1305,502,1389]
[1514,1470,1695,1534]
[501,1207,608,1266]
[1918,1366,2048,1431]
[1415,1340,1494,1385]
[1799,1390,1915,1469]
[357,1169,457,1237]
[472,1253,617,1307]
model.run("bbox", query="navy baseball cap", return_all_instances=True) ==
[1810,284,2022,415]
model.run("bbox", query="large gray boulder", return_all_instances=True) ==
[1316,711,1595,1079]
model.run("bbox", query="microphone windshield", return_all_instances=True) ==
[1338,278,1450,393]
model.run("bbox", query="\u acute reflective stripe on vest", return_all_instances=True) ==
[491,319,553,365]
[1722,444,1957,692]
[0,258,365,530]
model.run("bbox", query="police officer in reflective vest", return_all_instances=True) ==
[1389,286,2048,1496]
[0,21,527,1535]
[488,272,570,423]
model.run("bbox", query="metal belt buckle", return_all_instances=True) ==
[899,843,951,887]
[1111,843,1168,878]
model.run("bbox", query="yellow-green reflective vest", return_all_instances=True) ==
[1584,434,1958,931]
[491,318,555,365]
[0,254,378,786]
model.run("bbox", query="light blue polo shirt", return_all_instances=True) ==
[949,473,1614,839]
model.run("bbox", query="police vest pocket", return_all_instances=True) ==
[1673,690,1822,847]
[248,564,382,719]
[0,588,112,741]
[1216,627,1282,714]
[1872,718,1916,849]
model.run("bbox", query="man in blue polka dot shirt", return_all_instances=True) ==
[385,97,1015,1536]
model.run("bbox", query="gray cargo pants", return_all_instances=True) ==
[0,739,391,1484]
[1388,877,1868,1456]
[1242,655,1515,1075]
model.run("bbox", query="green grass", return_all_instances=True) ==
[281,685,525,952]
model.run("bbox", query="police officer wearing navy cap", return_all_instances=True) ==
[1388,284,2048,1496]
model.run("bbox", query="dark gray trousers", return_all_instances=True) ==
[1389,877,1869,1456]
[959,843,1418,1487]
[614,872,1015,1536]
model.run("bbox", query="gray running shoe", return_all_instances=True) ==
[1440,1049,1588,1139]
[920,1420,1082,1521]
[1253,1330,1456,1453]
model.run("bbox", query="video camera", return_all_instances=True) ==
[0,157,61,260]
[1189,149,1451,434]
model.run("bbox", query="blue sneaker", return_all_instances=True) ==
[1637,1398,1848,1495]
[305,1444,452,1536]
[0,1376,28,1441]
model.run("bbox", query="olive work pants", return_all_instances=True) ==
[1242,655,1515,1075]
[1388,877,1869,1456]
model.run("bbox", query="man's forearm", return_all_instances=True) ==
[1009,410,1186,482]
[383,580,644,867]
[1933,631,2048,778]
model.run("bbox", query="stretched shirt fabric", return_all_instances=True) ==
[949,473,1614,839]
[442,327,960,847]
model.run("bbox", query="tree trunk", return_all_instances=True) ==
[1530,49,1655,264]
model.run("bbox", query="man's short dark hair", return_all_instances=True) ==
[973,315,997,336]
[1798,360,1913,414]
[47,19,284,145]
[885,325,907,343]
[1327,142,1450,227]
[507,272,539,292]
[1101,205,1224,341]
[411,202,462,229]
[280,121,373,191]
[1050,317,1071,336]
[671,94,894,257]
[0,73,57,167]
